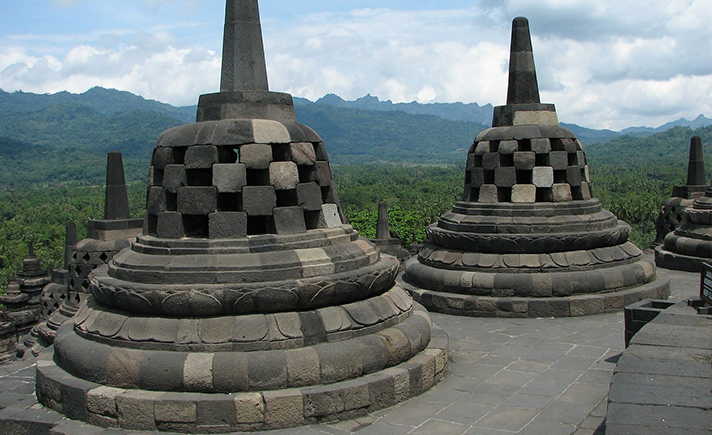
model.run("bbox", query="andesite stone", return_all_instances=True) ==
[401,16,669,318]
[36,1,447,432]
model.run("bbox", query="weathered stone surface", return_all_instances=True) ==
[209,212,247,238]
[240,144,273,169]
[242,186,276,216]
[185,146,218,169]
[213,163,247,193]
[269,162,299,190]
[273,207,306,234]
[532,166,554,188]
[177,187,218,215]
[511,184,536,203]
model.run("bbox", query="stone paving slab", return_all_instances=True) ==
[0,265,704,434]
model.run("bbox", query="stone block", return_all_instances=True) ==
[470,167,484,188]
[314,143,329,161]
[154,396,197,423]
[185,145,218,169]
[163,165,187,193]
[297,183,323,211]
[532,166,554,188]
[566,166,583,186]
[153,147,174,169]
[584,165,591,182]
[562,138,577,153]
[474,141,490,155]
[466,153,476,169]
[269,162,299,190]
[177,187,218,215]
[550,151,568,170]
[116,391,160,431]
[183,354,214,391]
[234,393,264,424]
[478,185,498,203]
[495,167,516,187]
[576,150,586,167]
[531,138,551,154]
[263,390,304,428]
[209,212,247,238]
[247,351,288,390]
[285,347,320,387]
[213,163,247,193]
[240,144,273,169]
[273,207,307,234]
[157,212,185,239]
[252,119,291,144]
[551,183,573,202]
[303,387,344,418]
[511,184,536,203]
[581,181,592,199]
[196,396,237,426]
[498,140,518,154]
[482,153,500,170]
[318,204,342,228]
[147,187,167,214]
[514,152,536,170]
[316,341,363,384]
[212,353,249,392]
[314,161,332,186]
[291,143,317,165]
[86,386,122,417]
[242,186,276,216]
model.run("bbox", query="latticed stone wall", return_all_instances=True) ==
[145,119,341,239]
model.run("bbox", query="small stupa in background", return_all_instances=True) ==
[32,151,142,350]
[401,17,670,317]
[0,243,50,363]
[370,203,410,266]
[17,223,77,359]
[656,136,712,271]
[653,136,707,245]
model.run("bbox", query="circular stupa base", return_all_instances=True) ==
[36,304,448,433]
[399,257,670,318]
[654,246,710,272]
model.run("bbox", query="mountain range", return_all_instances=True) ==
[0,87,710,188]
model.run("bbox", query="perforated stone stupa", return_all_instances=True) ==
[36,1,447,432]
[656,138,712,272]
[653,136,708,245]
[401,17,670,318]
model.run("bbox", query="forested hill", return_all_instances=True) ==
[0,87,710,189]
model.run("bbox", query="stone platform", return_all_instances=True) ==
[0,260,706,435]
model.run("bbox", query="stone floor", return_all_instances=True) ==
[0,259,702,435]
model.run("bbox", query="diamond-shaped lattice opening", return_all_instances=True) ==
[99,252,108,263]
[82,253,91,262]
[272,144,292,162]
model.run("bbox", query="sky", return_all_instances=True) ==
[1,0,710,131]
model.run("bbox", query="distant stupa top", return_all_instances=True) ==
[197,0,296,122]
[493,17,558,127]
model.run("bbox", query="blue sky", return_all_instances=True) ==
[1,0,711,130]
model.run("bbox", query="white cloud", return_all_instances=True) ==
[0,1,710,130]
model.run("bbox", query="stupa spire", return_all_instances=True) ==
[686,136,706,186]
[492,17,558,127]
[103,151,130,220]
[220,0,269,92]
[506,17,540,105]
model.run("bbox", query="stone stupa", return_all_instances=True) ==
[36,1,447,432]
[401,17,670,318]
[653,136,707,245]
[370,202,410,265]
[656,138,712,271]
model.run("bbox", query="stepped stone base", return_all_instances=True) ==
[400,272,670,318]
[36,315,448,433]
[654,246,709,272]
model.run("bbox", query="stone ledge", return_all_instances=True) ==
[400,274,670,318]
[655,245,710,272]
[35,323,448,433]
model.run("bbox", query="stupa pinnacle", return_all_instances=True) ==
[37,1,447,432]
[401,17,669,317]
